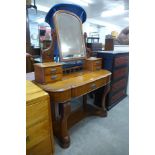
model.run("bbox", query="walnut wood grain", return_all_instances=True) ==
[84,57,102,71]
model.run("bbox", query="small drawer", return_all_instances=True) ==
[93,60,102,71]
[72,83,89,97]
[26,120,50,149]
[90,65,101,71]
[94,64,102,70]
[44,66,62,75]
[27,137,53,155]
[114,56,129,67]
[72,77,108,97]
[113,67,128,79]
[91,77,108,90]
[85,58,102,71]
[95,60,102,65]
[50,89,71,103]
[44,74,62,83]
[26,97,49,127]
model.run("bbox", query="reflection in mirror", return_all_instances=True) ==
[54,11,86,61]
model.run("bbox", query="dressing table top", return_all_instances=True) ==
[35,69,111,92]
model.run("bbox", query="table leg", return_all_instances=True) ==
[59,101,71,148]
[101,84,110,116]
[93,84,110,117]
[83,95,87,112]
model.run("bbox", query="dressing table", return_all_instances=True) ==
[33,4,112,148]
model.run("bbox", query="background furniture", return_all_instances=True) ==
[26,53,34,73]
[87,42,103,51]
[26,80,54,155]
[97,50,129,110]
[87,37,99,43]
[86,37,103,52]
[105,38,114,51]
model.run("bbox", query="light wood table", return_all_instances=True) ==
[26,80,54,155]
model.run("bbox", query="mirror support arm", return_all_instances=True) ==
[42,30,56,62]
[84,32,92,58]
[86,47,92,58]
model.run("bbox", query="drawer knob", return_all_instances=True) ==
[51,75,57,80]
[96,66,101,70]
[96,61,100,64]
[91,83,96,89]
[51,68,56,73]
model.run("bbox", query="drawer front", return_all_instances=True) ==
[27,137,53,155]
[111,89,126,104]
[26,120,50,149]
[114,55,129,67]
[94,60,102,66]
[111,79,127,93]
[44,74,62,83]
[90,64,101,71]
[94,65,102,71]
[50,89,71,103]
[85,59,102,71]
[44,66,62,75]
[26,97,49,128]
[72,77,109,97]
[113,67,128,79]
[93,60,102,71]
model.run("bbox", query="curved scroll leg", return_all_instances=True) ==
[93,84,110,117]
[101,84,110,117]
[59,102,71,148]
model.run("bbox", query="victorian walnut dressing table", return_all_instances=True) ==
[34,61,111,148]
[32,4,112,148]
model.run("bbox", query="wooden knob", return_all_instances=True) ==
[51,68,56,73]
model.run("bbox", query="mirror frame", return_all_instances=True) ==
[53,10,86,62]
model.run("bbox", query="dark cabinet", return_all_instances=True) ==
[97,51,129,110]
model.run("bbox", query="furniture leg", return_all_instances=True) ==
[101,84,110,116]
[94,84,110,117]
[59,101,71,148]
[83,95,87,112]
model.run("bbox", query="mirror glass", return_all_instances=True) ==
[54,11,86,61]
